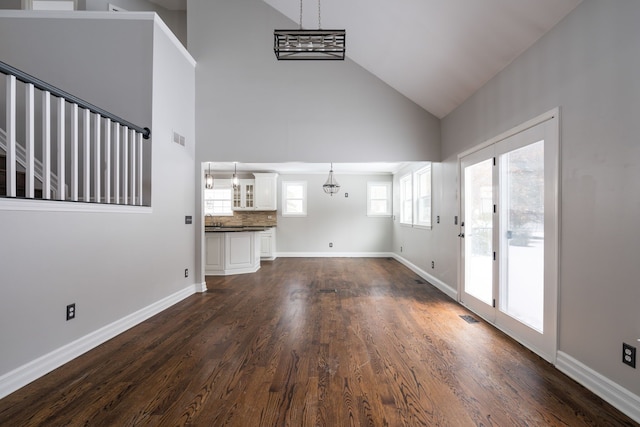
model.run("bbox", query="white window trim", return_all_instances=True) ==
[367,181,392,217]
[282,181,307,217]
[413,164,432,229]
[399,173,413,226]
[204,189,233,217]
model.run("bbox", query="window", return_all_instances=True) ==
[399,174,412,225]
[367,182,392,217]
[282,181,307,216]
[204,181,233,216]
[414,164,432,228]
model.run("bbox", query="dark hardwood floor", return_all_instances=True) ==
[0,258,636,426]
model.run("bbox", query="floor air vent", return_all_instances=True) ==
[460,315,479,324]
[318,289,337,293]
[415,279,425,284]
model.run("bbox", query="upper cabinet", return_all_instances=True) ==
[254,173,278,211]
[233,179,255,210]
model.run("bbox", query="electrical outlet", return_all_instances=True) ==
[184,268,189,278]
[329,242,333,248]
[623,343,636,368]
[400,246,403,252]
[437,215,440,224]
[454,216,458,225]
[431,261,435,269]
[66,303,76,321]
[344,193,349,198]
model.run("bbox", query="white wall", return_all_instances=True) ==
[391,162,456,296]
[188,0,440,164]
[439,0,640,399]
[276,173,393,255]
[0,12,196,386]
[83,0,187,47]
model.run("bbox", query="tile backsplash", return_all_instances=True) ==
[205,211,277,227]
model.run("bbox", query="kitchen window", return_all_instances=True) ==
[282,181,307,216]
[204,184,233,216]
[367,182,392,217]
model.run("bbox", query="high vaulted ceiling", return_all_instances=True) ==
[263,0,582,118]
[152,0,581,118]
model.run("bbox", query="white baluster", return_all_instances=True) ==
[137,132,143,206]
[130,128,136,206]
[42,91,51,200]
[114,122,120,204]
[5,75,16,197]
[104,118,111,204]
[70,103,78,201]
[25,83,35,198]
[83,108,90,202]
[57,97,65,200]
[122,126,129,205]
[93,113,101,203]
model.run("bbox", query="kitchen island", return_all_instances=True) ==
[204,227,269,276]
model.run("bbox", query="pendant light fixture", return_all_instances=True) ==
[323,162,340,196]
[274,0,346,60]
[205,162,214,189]
[232,162,239,189]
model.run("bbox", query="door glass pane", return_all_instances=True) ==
[500,140,544,332]
[464,159,493,305]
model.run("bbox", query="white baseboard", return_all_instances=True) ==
[196,281,208,293]
[276,251,393,258]
[391,254,458,300]
[0,284,197,400]
[556,351,640,423]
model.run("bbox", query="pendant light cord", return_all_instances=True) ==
[299,0,323,30]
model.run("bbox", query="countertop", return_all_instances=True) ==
[205,226,273,232]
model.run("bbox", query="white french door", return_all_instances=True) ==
[460,112,559,362]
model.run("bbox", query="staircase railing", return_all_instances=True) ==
[0,127,60,198]
[1,60,151,205]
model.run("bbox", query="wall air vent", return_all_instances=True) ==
[173,131,186,147]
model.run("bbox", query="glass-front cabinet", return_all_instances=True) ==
[233,180,255,210]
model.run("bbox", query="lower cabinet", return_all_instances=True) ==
[205,231,261,275]
[260,227,276,261]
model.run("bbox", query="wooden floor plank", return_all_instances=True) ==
[0,258,637,426]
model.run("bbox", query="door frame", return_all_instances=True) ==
[457,108,560,363]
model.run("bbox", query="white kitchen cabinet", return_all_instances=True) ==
[253,173,278,210]
[233,179,255,210]
[205,231,261,275]
[259,227,277,261]
[205,233,224,272]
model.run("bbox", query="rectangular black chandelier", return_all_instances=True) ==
[274,29,346,60]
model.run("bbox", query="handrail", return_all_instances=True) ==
[0,60,150,140]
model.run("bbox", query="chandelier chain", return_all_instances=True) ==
[299,0,303,29]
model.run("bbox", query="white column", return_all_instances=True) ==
[70,103,79,201]
[56,97,66,200]
[42,91,51,199]
[25,83,35,198]
[5,75,16,197]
